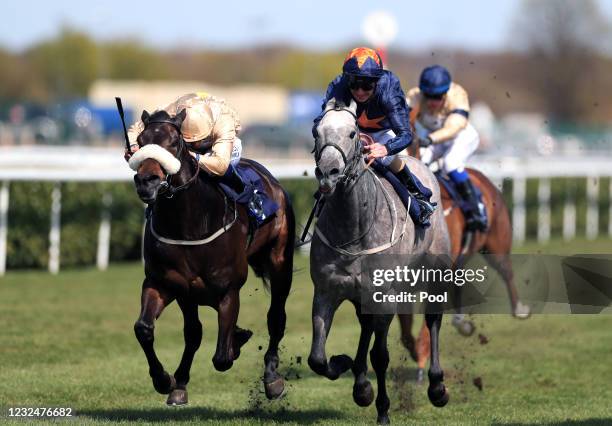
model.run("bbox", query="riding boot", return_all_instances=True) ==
[455,179,487,231]
[395,166,437,226]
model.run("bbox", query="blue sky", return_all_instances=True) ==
[3,0,612,52]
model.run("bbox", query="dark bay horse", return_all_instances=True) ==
[398,163,530,377]
[309,99,452,424]
[130,109,295,405]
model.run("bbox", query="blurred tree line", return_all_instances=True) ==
[0,0,610,125]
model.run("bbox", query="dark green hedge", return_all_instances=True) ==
[3,177,609,269]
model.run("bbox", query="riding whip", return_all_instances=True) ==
[115,97,131,152]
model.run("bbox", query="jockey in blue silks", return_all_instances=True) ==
[313,47,436,226]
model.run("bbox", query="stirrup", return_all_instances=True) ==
[247,190,266,225]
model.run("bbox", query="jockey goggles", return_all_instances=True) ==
[348,76,377,91]
[423,92,445,100]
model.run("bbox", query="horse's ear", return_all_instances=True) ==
[141,110,150,125]
[324,97,336,112]
[348,98,357,114]
[174,108,187,127]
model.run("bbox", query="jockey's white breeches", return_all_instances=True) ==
[417,122,479,174]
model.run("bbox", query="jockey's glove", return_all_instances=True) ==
[419,136,433,147]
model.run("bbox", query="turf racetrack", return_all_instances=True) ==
[1,238,612,425]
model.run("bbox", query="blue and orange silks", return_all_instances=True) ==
[313,70,414,156]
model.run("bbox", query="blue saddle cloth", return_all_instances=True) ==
[217,163,279,225]
[369,160,424,226]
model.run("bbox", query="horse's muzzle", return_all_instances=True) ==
[315,166,340,195]
[134,173,162,204]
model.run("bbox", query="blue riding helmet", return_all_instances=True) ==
[342,47,384,79]
[419,65,452,96]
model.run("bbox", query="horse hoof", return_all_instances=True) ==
[264,377,285,400]
[153,372,176,395]
[428,385,449,407]
[353,381,374,407]
[166,388,188,406]
[453,319,475,337]
[212,356,234,372]
[233,327,253,359]
[513,301,531,319]
[329,354,353,379]
[377,414,391,425]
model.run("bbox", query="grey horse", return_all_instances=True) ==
[308,98,452,424]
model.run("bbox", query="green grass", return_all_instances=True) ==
[1,244,612,425]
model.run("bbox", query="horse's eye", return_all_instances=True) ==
[350,131,356,139]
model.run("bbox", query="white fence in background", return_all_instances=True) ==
[0,146,611,274]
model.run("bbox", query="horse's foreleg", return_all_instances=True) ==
[352,312,374,407]
[134,283,175,395]
[370,315,393,425]
[212,289,239,372]
[167,300,202,406]
[308,294,352,380]
[425,313,449,407]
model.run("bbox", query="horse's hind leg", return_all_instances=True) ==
[134,282,176,396]
[261,238,294,400]
[425,313,449,407]
[308,293,353,380]
[167,300,202,406]
[370,315,393,425]
[352,312,374,407]
[397,314,418,362]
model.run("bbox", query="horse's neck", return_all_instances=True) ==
[153,172,225,240]
[320,168,379,247]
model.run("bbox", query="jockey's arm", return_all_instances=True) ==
[383,93,413,156]
[193,110,236,176]
[428,84,470,144]
[428,112,468,144]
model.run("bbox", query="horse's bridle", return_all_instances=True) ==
[142,118,200,199]
[313,105,364,185]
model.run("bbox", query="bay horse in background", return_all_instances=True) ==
[399,144,530,380]
[130,109,295,405]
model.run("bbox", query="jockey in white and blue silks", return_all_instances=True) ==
[407,65,487,231]
[313,47,436,226]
